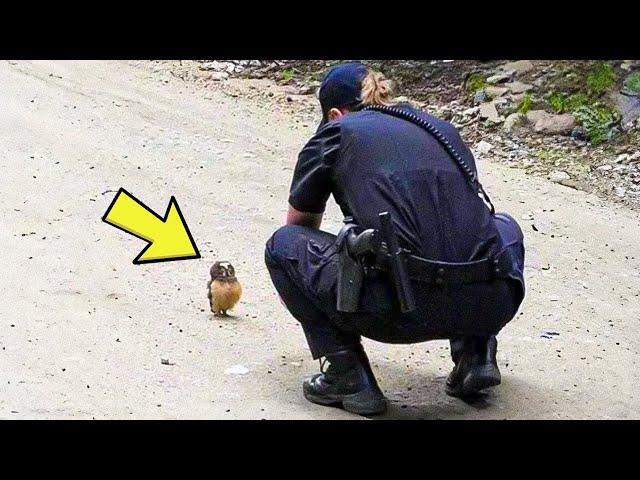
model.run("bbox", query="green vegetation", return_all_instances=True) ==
[534,148,562,162]
[548,92,564,113]
[544,62,623,144]
[465,73,486,93]
[564,93,590,112]
[586,62,617,96]
[623,71,640,95]
[573,104,620,145]
[517,94,533,114]
[548,92,589,113]
[280,67,297,83]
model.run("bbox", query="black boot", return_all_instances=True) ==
[445,335,501,398]
[303,344,387,416]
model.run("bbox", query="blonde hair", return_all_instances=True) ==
[360,69,394,106]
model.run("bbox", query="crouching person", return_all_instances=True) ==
[265,63,525,416]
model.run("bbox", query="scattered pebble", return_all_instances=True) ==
[225,364,249,375]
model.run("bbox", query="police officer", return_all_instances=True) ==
[264,62,525,416]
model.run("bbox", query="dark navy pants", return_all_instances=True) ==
[265,214,525,359]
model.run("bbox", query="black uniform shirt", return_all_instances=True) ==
[288,103,502,264]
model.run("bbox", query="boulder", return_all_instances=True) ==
[616,93,640,125]
[526,110,548,124]
[487,72,514,84]
[501,60,534,75]
[526,110,576,135]
[485,86,509,99]
[504,81,534,94]
[479,102,502,123]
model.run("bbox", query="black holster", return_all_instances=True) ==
[336,218,377,313]
[336,213,416,314]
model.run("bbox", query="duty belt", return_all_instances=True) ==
[336,212,513,314]
[371,247,512,286]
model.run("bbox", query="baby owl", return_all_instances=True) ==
[207,261,242,316]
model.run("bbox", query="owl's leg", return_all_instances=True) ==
[221,310,228,317]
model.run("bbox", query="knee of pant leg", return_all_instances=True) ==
[264,224,303,270]
[494,212,524,245]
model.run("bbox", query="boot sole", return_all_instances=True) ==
[445,364,501,399]
[303,388,387,416]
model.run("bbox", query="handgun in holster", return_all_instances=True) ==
[336,212,417,314]
[336,217,380,313]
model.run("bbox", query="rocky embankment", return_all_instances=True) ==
[161,59,640,211]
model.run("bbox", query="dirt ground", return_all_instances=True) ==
[1,60,638,419]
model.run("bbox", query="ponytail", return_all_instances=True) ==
[360,69,394,106]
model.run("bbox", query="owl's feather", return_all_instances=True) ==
[209,279,242,316]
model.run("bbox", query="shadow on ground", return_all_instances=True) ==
[371,360,547,420]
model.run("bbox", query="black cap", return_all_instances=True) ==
[317,62,368,128]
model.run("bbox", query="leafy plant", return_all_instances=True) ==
[564,93,589,112]
[281,67,296,82]
[586,62,616,96]
[517,94,533,114]
[623,71,640,95]
[549,92,590,113]
[573,104,620,145]
[465,73,486,93]
[548,92,565,112]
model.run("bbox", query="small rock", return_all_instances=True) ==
[510,93,526,104]
[225,364,249,375]
[614,187,627,198]
[487,72,514,84]
[503,81,534,94]
[463,107,480,116]
[501,60,534,75]
[570,126,587,144]
[160,358,175,366]
[485,86,509,99]
[616,153,630,164]
[479,102,502,123]
[473,89,489,105]
[549,170,571,183]
[200,61,226,71]
[209,72,229,81]
[503,112,525,133]
[297,85,316,95]
[474,140,494,155]
[597,165,613,172]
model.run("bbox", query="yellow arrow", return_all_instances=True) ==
[102,188,200,264]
